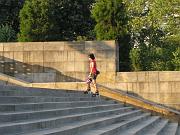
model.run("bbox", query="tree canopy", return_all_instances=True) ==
[91,0,129,40]
[18,0,95,41]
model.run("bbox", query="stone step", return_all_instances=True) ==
[0,96,102,103]
[177,125,180,135]
[0,90,90,97]
[113,116,161,135]
[0,100,116,112]
[0,109,142,135]
[0,104,126,123]
[0,86,84,95]
[142,119,169,135]
[14,110,144,135]
[75,113,153,135]
[161,122,178,135]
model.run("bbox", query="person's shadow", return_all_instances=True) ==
[0,56,82,83]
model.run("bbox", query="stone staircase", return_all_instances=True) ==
[0,85,179,135]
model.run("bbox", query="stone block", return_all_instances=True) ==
[0,43,3,51]
[0,52,4,61]
[67,51,75,61]
[159,82,172,93]
[74,62,86,72]
[0,63,4,72]
[23,51,44,63]
[116,72,138,82]
[159,93,180,104]
[85,41,116,51]
[171,82,180,93]
[3,43,23,52]
[3,52,14,62]
[97,72,115,83]
[148,71,159,82]
[77,82,87,91]
[75,72,86,82]
[32,83,56,89]
[105,50,116,60]
[97,61,107,72]
[141,93,159,103]
[23,42,43,51]
[4,62,15,73]
[23,51,31,63]
[32,73,56,83]
[13,52,23,62]
[55,82,78,90]
[74,52,87,61]
[138,82,149,93]
[44,51,62,62]
[115,83,128,91]
[63,61,75,72]
[15,73,33,82]
[44,62,64,72]
[106,61,116,72]
[62,72,77,82]
[14,63,27,73]
[137,72,149,82]
[148,82,159,93]
[31,62,44,73]
[64,41,85,51]
[95,51,107,61]
[43,42,64,51]
[55,73,67,82]
[159,71,180,81]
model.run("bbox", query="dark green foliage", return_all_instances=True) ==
[18,0,95,41]
[91,0,129,40]
[0,24,16,42]
[130,31,180,71]
[91,0,131,71]
[0,0,24,33]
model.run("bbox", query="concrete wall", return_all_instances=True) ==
[115,71,180,110]
[0,41,118,83]
[0,41,179,110]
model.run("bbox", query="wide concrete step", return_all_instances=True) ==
[0,104,126,123]
[14,110,144,135]
[142,119,169,135]
[161,122,179,135]
[0,90,90,97]
[75,114,154,135]
[0,96,102,103]
[0,86,86,95]
[114,116,161,135]
[0,86,77,94]
[0,100,116,112]
[0,109,142,135]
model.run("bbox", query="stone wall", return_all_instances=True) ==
[0,41,179,111]
[115,71,180,110]
[0,41,118,83]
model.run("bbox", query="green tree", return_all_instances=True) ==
[18,0,95,41]
[91,0,131,71]
[91,0,129,40]
[126,0,180,71]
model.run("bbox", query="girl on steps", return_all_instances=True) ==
[84,53,99,97]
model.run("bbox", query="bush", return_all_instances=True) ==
[0,24,16,42]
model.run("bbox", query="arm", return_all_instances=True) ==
[89,61,94,75]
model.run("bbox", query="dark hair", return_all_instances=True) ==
[88,53,95,60]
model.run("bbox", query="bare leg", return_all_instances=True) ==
[86,83,91,91]
[92,79,98,93]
